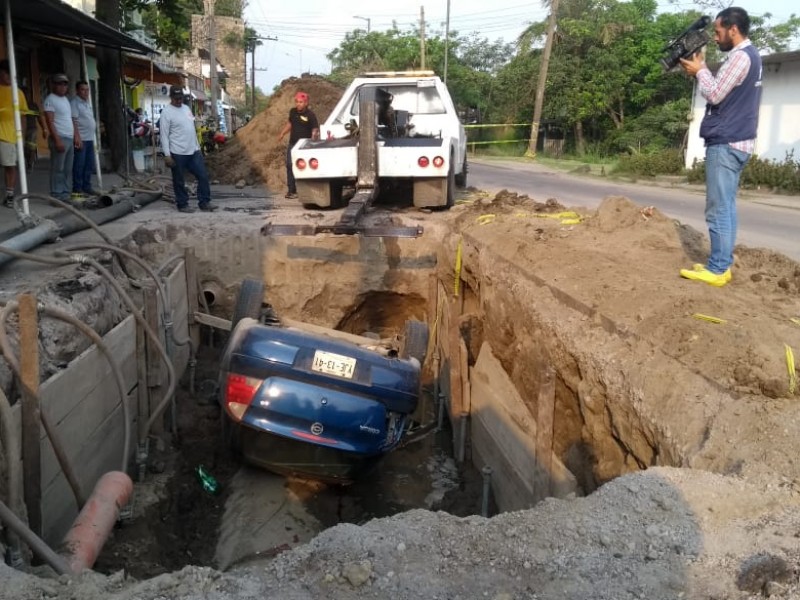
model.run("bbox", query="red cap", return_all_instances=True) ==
[294,92,308,102]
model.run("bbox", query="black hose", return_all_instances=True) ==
[0,499,72,575]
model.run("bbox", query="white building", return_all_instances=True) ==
[685,50,800,168]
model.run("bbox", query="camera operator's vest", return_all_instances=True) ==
[700,44,762,147]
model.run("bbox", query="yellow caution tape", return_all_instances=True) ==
[516,211,583,225]
[692,313,726,324]
[786,344,797,395]
[475,214,496,225]
[454,238,463,298]
[790,317,800,327]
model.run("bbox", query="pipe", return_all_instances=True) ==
[98,190,136,208]
[60,471,133,574]
[201,280,223,307]
[0,499,72,576]
[481,465,493,518]
[0,387,22,559]
[0,220,60,261]
[437,391,446,432]
[457,411,469,463]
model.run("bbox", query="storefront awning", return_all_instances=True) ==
[3,0,155,55]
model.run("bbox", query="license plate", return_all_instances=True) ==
[311,350,356,379]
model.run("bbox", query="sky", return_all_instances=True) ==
[243,1,799,94]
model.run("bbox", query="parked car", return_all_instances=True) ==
[218,279,429,483]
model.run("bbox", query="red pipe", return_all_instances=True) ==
[60,471,133,573]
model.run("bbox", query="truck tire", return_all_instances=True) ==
[400,319,429,364]
[445,158,455,208]
[231,278,264,329]
[455,155,468,188]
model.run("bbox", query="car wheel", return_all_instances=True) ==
[231,278,265,329]
[400,319,429,364]
[455,155,468,188]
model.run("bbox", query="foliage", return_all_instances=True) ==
[688,152,800,193]
[612,148,685,177]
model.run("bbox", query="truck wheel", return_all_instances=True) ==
[330,181,345,209]
[445,159,455,208]
[400,319,429,364]
[455,155,468,188]
[231,278,264,329]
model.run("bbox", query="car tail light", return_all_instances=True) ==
[418,156,429,168]
[309,158,319,169]
[224,373,262,421]
[432,156,445,168]
[295,158,307,170]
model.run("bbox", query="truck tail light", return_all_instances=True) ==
[309,158,319,170]
[418,156,430,168]
[432,156,445,168]
[224,373,263,421]
[295,158,307,170]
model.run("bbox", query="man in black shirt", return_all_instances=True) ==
[277,91,319,198]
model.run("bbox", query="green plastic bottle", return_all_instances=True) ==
[195,465,219,495]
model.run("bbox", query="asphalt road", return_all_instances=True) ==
[468,158,800,261]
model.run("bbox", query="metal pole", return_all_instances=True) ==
[80,38,104,191]
[419,7,426,70]
[444,0,451,83]
[4,0,30,215]
[206,0,218,129]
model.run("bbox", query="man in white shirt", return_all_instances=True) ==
[44,73,79,201]
[70,80,97,197]
[159,86,216,213]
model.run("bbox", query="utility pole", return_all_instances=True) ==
[205,0,218,128]
[527,0,560,157]
[444,0,451,83]
[419,6,426,70]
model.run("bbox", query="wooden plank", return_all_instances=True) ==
[19,293,42,537]
[535,365,556,500]
[166,262,191,375]
[142,282,162,389]
[448,295,464,422]
[39,316,137,426]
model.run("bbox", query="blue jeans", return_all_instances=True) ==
[49,137,74,199]
[72,140,94,193]
[704,144,750,274]
[170,151,211,209]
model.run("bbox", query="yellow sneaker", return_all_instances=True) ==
[691,263,732,283]
[680,266,731,287]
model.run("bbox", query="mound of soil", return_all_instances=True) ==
[208,75,344,188]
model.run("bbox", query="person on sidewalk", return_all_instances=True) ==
[0,59,29,206]
[44,73,80,201]
[679,7,762,287]
[277,91,319,199]
[70,80,97,197]
[159,85,216,213]
[20,85,48,172]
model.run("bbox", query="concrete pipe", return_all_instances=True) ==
[98,190,136,208]
[60,471,134,573]
[202,280,223,308]
[0,219,61,268]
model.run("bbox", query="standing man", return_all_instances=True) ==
[44,73,80,201]
[679,7,762,287]
[70,80,97,197]
[0,59,29,206]
[277,91,319,199]
[160,85,216,213]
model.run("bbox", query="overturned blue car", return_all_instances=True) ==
[218,279,429,483]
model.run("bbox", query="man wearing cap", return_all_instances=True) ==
[277,91,319,199]
[0,59,29,206]
[159,85,216,213]
[70,80,97,197]
[44,73,80,201]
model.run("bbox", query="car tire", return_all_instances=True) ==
[400,319,429,364]
[231,278,265,329]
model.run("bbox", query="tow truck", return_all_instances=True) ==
[263,71,468,238]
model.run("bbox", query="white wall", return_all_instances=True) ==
[685,53,800,168]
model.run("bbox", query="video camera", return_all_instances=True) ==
[660,15,712,71]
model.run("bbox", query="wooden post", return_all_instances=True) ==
[184,248,200,347]
[535,365,556,500]
[18,293,42,536]
[142,282,164,434]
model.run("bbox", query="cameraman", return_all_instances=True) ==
[679,7,762,287]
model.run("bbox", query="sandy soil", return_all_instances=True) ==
[2,75,800,598]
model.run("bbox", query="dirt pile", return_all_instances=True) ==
[207,75,343,188]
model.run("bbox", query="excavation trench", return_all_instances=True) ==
[76,212,688,578]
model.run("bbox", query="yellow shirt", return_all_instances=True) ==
[0,85,29,143]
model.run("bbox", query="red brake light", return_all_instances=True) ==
[224,374,262,421]
[309,158,319,169]
[296,158,307,170]
[433,156,445,168]
[418,156,430,168]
